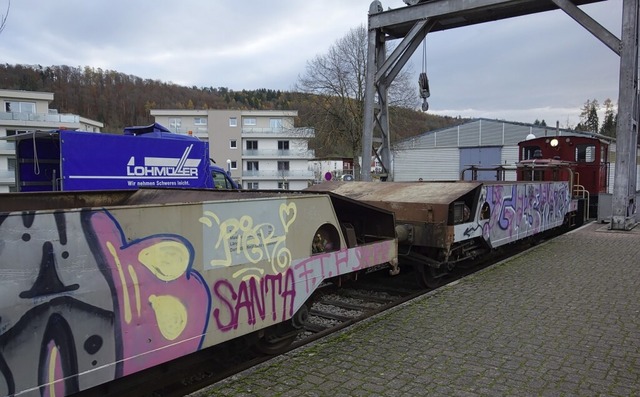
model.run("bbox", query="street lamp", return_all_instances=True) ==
[226,159,231,174]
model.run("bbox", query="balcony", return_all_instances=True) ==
[242,169,314,180]
[242,127,315,138]
[0,111,80,124]
[242,149,315,158]
[0,170,15,184]
[166,127,208,138]
[0,141,15,154]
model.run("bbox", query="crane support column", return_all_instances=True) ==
[361,4,380,182]
[611,0,639,230]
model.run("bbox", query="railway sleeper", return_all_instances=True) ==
[309,309,354,322]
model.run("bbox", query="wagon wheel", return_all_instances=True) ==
[417,266,445,289]
[253,305,309,355]
[253,332,298,355]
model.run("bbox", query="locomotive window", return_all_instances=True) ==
[521,169,545,181]
[575,144,596,163]
[522,145,541,160]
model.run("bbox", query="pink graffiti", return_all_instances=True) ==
[211,269,296,332]
[294,241,396,295]
[209,240,395,332]
[90,212,210,375]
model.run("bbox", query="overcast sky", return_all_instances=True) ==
[0,0,623,127]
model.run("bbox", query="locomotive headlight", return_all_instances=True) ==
[550,138,559,147]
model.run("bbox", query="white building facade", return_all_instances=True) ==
[0,89,103,193]
[151,109,315,190]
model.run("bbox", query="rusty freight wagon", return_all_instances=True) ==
[308,180,577,287]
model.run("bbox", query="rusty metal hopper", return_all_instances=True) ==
[306,181,481,223]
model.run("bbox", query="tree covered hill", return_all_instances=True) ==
[1,63,465,157]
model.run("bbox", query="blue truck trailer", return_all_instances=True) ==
[6,123,239,192]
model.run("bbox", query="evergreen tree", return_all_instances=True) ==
[600,98,616,137]
[577,99,600,133]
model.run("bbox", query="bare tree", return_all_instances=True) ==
[0,0,9,35]
[296,24,416,174]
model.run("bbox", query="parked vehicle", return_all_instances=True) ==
[5,123,238,192]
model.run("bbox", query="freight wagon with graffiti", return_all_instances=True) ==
[307,179,582,288]
[0,189,397,397]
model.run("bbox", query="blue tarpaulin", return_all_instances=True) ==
[59,130,213,190]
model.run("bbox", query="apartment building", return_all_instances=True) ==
[0,89,103,193]
[151,109,315,190]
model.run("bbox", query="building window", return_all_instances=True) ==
[277,161,290,171]
[246,140,258,150]
[278,182,289,190]
[194,117,207,126]
[230,139,237,149]
[7,158,16,171]
[169,118,181,129]
[230,161,238,169]
[4,101,36,113]
[247,161,259,171]
[243,118,257,126]
[229,117,237,127]
[247,182,259,190]
[270,118,283,129]
[278,140,289,151]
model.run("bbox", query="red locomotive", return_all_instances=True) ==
[517,135,609,218]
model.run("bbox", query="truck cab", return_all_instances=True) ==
[211,161,237,189]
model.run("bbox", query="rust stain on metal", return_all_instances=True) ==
[0,190,135,212]
[306,181,480,223]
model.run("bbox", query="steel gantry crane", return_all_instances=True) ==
[361,0,639,230]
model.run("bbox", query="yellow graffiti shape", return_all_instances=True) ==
[199,210,219,228]
[138,241,190,282]
[279,202,297,232]
[107,241,133,324]
[127,264,142,317]
[47,345,59,397]
[199,202,297,275]
[232,266,265,280]
[149,294,188,341]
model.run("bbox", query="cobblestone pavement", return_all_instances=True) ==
[192,222,640,397]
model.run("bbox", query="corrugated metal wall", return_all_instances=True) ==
[607,164,640,194]
[501,146,519,181]
[393,148,460,181]
[457,123,478,146]
[481,121,504,146]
